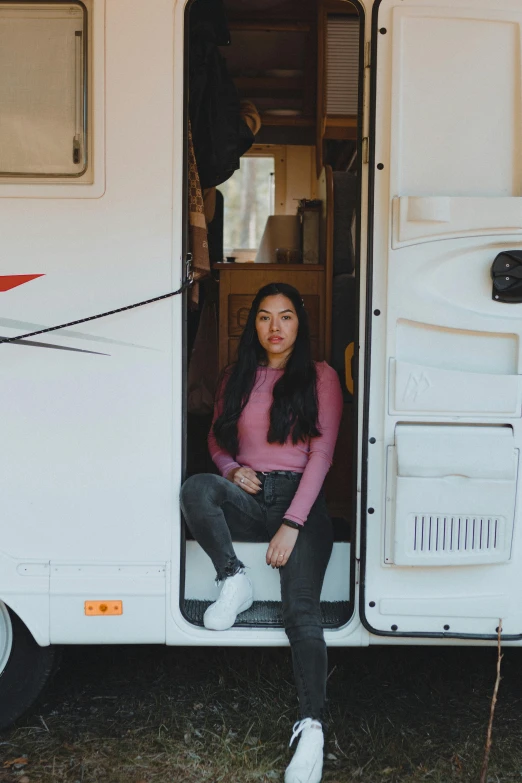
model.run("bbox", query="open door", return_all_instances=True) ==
[362,0,522,639]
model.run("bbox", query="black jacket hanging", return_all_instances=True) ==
[188,0,254,189]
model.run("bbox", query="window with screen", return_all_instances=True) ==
[0,2,88,178]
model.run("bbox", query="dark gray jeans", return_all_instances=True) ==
[180,471,334,721]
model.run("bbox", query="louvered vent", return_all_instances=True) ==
[326,16,359,116]
[411,515,504,556]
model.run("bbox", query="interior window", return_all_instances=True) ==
[218,155,275,256]
[0,2,87,177]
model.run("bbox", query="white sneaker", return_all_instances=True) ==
[284,718,324,783]
[203,570,253,631]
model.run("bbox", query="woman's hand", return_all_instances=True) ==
[227,466,262,495]
[266,524,299,568]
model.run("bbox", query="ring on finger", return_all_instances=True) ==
[240,477,245,484]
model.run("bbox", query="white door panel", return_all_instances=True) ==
[389,7,522,199]
[390,360,522,416]
[393,197,522,247]
[389,239,522,321]
[364,0,522,637]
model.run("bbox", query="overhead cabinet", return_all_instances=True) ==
[226,1,359,149]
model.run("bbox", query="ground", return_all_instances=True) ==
[1,644,521,782]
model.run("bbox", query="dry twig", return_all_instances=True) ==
[480,619,503,783]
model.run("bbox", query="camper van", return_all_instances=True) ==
[1,0,522,728]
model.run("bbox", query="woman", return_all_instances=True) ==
[181,282,343,783]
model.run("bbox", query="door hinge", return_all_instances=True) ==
[364,41,371,68]
[362,137,369,164]
[185,251,194,282]
[355,558,361,585]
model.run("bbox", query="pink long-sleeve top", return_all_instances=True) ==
[208,361,343,526]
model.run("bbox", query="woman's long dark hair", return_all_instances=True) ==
[213,283,320,455]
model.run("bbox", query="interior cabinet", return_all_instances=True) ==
[223,2,359,156]
[214,263,326,370]
[226,18,317,130]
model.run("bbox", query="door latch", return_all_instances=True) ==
[491,251,522,303]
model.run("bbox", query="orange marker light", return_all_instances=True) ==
[85,600,123,616]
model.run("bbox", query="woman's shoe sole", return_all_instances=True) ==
[203,596,254,631]
[284,757,322,783]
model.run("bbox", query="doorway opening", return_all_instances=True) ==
[182,0,364,629]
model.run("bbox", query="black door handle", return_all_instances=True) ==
[491,251,522,302]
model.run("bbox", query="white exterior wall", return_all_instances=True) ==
[0,0,366,649]
[0,0,184,644]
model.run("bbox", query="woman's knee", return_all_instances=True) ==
[285,623,325,646]
[180,473,226,508]
[282,580,323,636]
[283,606,324,638]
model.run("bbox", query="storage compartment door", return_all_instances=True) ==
[387,425,517,567]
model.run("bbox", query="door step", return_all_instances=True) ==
[183,599,351,627]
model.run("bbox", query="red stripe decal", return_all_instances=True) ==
[0,274,44,292]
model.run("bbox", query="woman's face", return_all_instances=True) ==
[255,294,299,367]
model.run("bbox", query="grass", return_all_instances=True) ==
[1,644,522,782]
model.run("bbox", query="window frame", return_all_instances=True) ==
[0,1,88,179]
[218,144,287,259]
[0,0,105,198]
[247,144,287,216]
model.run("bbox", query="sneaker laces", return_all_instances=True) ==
[289,718,322,747]
[216,572,246,608]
